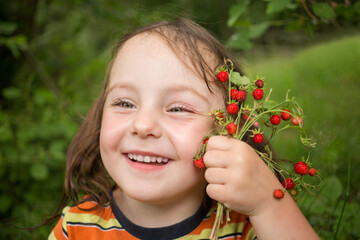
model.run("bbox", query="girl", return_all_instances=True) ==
[48,18,320,239]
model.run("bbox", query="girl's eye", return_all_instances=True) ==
[112,99,135,109]
[170,107,185,112]
[169,105,192,113]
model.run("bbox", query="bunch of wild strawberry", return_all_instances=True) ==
[193,60,320,240]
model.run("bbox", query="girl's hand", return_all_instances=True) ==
[203,135,282,216]
[203,135,320,239]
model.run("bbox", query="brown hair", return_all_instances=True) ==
[46,17,264,224]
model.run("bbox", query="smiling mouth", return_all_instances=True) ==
[127,153,169,164]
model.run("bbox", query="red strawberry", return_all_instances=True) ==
[230,89,238,100]
[218,112,224,120]
[217,71,228,82]
[294,161,309,175]
[273,189,284,199]
[227,103,239,114]
[282,178,295,190]
[203,138,209,144]
[253,133,264,144]
[270,114,281,125]
[309,168,317,176]
[226,122,236,135]
[281,109,292,121]
[292,116,303,126]
[255,79,264,88]
[253,121,260,128]
[194,156,205,169]
[236,90,247,102]
[252,88,264,100]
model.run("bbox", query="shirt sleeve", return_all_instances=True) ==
[48,206,71,240]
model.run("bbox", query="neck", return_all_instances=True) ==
[113,187,206,228]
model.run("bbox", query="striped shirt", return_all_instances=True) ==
[49,191,257,240]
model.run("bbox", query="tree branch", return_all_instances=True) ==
[301,0,319,22]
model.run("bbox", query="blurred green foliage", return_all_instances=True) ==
[0,0,359,239]
[227,0,360,49]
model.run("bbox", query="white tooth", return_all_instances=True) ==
[133,154,138,160]
[137,155,143,162]
[150,156,156,163]
[163,158,168,163]
[128,153,133,159]
[144,156,151,163]
[156,157,162,163]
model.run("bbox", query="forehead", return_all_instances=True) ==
[114,33,185,74]
[109,33,216,88]
[113,32,219,82]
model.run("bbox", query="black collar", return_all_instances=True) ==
[109,188,211,239]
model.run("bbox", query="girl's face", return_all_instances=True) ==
[100,34,224,206]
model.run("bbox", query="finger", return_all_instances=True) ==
[204,168,228,184]
[206,183,228,203]
[203,150,229,168]
[206,135,240,151]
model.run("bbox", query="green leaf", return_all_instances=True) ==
[312,3,335,20]
[226,31,253,50]
[286,3,298,10]
[230,72,250,86]
[227,0,250,27]
[34,88,56,105]
[249,21,270,39]
[13,35,28,49]
[266,0,292,14]
[263,100,278,110]
[0,35,27,58]
[3,87,21,99]
[30,163,49,181]
[0,22,17,34]
[231,20,251,28]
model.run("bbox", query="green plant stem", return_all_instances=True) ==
[210,202,224,240]
[238,108,287,141]
[334,156,351,240]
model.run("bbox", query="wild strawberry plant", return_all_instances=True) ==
[193,60,320,240]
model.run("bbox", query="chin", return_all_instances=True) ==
[120,179,205,206]
[124,186,175,204]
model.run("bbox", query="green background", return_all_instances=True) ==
[1,0,359,239]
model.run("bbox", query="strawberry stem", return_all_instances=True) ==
[210,202,224,240]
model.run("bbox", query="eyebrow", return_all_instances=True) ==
[165,84,211,103]
[107,82,135,94]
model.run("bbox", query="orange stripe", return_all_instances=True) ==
[52,216,67,239]
[68,202,116,221]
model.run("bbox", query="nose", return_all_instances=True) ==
[131,108,162,138]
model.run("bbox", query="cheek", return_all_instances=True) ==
[99,112,128,152]
[167,117,214,158]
